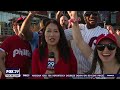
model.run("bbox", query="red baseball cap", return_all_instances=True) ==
[16,17,25,23]
[96,34,118,46]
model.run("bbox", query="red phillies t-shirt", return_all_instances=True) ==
[0,35,32,74]
[32,47,77,79]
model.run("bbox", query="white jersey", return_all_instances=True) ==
[64,24,109,75]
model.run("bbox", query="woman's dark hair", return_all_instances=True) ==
[86,46,120,74]
[39,18,50,30]
[114,26,120,32]
[39,19,70,63]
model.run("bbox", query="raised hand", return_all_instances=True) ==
[56,11,64,20]
[56,11,64,15]
[106,25,115,34]
[29,11,41,16]
[67,11,78,19]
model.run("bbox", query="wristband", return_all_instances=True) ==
[68,17,81,25]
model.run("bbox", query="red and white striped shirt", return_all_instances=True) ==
[64,24,109,75]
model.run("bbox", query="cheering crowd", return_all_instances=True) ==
[0,11,120,79]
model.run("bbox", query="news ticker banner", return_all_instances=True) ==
[5,74,120,78]
[5,68,120,78]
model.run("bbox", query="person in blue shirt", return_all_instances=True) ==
[19,11,50,52]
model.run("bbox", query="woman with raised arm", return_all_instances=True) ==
[69,11,120,79]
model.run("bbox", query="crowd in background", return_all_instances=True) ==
[0,11,120,79]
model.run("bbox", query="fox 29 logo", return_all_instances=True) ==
[5,68,21,78]
[47,58,55,70]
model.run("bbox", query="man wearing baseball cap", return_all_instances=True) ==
[16,17,25,23]
[0,16,32,79]
[16,17,26,35]
[11,16,25,35]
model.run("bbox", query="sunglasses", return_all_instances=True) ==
[84,12,98,16]
[96,43,117,51]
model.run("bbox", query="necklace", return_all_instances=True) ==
[103,64,117,74]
